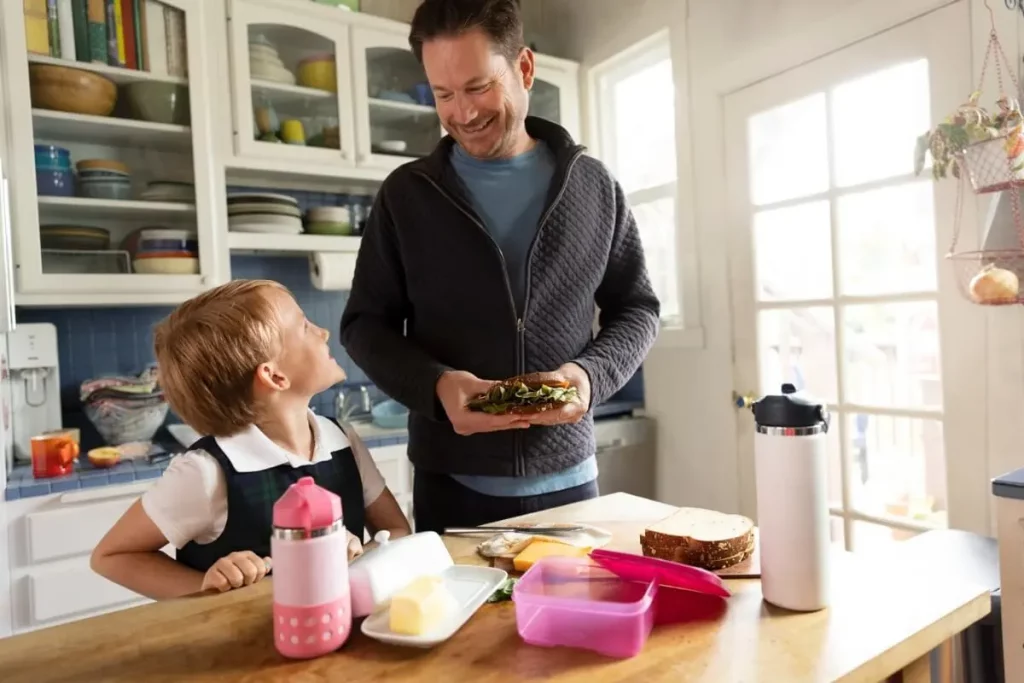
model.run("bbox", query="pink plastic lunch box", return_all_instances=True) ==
[512,550,731,659]
[512,556,658,658]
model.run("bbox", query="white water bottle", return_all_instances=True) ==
[751,383,831,612]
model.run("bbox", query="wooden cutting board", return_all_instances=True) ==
[485,520,761,579]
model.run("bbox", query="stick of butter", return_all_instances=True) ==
[389,575,457,636]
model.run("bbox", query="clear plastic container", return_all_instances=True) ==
[512,556,657,659]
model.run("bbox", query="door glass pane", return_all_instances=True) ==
[851,520,920,553]
[606,57,675,194]
[529,79,561,125]
[758,307,837,404]
[754,201,833,301]
[830,516,846,548]
[842,302,941,409]
[249,26,341,149]
[365,46,439,158]
[633,196,680,322]
[832,59,930,188]
[837,182,937,296]
[747,93,828,206]
[847,412,946,526]
[30,0,200,276]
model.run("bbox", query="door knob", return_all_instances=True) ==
[733,391,756,409]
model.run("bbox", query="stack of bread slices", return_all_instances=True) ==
[640,507,755,570]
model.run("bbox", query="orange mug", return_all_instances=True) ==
[31,432,79,479]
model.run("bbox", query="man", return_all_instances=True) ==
[340,0,660,533]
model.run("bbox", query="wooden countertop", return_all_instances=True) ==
[0,493,991,683]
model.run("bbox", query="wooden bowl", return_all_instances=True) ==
[29,65,117,117]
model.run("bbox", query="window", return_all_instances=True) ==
[592,33,681,326]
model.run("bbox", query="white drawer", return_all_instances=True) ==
[374,457,410,497]
[25,485,151,563]
[27,561,145,624]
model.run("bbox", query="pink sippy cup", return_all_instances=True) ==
[271,476,351,659]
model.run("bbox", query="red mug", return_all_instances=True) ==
[31,432,79,479]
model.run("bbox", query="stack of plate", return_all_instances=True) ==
[250,35,295,84]
[140,180,194,203]
[228,193,302,234]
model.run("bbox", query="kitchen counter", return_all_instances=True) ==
[0,493,990,683]
[3,421,409,501]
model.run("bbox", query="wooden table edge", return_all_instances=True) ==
[836,589,992,683]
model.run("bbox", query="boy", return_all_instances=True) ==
[92,280,411,600]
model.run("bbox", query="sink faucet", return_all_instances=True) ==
[336,385,371,423]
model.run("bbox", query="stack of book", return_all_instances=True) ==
[23,0,188,78]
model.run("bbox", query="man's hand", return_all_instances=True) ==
[437,370,530,436]
[523,363,592,427]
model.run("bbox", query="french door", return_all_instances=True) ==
[726,2,986,551]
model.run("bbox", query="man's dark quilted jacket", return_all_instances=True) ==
[339,117,660,477]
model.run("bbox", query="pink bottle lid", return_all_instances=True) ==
[589,548,731,598]
[272,476,342,533]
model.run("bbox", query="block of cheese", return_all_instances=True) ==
[641,507,755,570]
[388,575,458,636]
[512,540,590,572]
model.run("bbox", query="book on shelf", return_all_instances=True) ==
[23,0,185,78]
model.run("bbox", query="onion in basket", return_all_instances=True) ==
[969,264,1019,304]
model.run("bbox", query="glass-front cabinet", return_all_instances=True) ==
[531,55,581,142]
[350,26,441,172]
[227,0,356,165]
[0,0,224,302]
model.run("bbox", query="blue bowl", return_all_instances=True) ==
[36,168,74,197]
[35,144,70,162]
[77,178,131,200]
[371,399,409,430]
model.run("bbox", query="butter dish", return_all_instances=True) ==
[348,530,454,618]
[360,565,508,648]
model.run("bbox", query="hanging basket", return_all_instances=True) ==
[961,130,1024,193]
[946,250,1024,305]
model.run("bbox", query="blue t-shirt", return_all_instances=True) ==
[448,142,598,497]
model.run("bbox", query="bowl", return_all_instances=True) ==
[35,144,71,169]
[297,54,336,92]
[306,221,352,235]
[377,140,408,153]
[84,400,169,446]
[371,399,409,430]
[36,168,75,197]
[77,178,131,200]
[77,159,129,174]
[40,225,110,250]
[123,82,190,125]
[133,256,199,274]
[29,64,117,116]
[87,447,122,468]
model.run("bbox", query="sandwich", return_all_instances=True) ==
[466,373,580,415]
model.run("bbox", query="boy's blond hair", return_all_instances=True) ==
[154,279,288,437]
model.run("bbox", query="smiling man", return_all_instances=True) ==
[340,0,660,532]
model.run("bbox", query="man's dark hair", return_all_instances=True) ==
[409,0,525,65]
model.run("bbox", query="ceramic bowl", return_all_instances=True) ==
[77,178,131,200]
[372,399,409,430]
[133,256,200,274]
[35,144,71,169]
[29,64,117,116]
[76,158,129,174]
[40,225,110,250]
[305,221,352,236]
[123,82,190,125]
[297,54,336,92]
[36,168,75,197]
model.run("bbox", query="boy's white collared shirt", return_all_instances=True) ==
[141,412,386,549]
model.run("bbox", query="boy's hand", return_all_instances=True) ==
[201,551,271,593]
[346,530,364,562]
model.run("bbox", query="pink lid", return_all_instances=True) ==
[589,548,731,598]
[272,476,342,532]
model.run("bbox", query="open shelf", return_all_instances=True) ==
[32,109,191,150]
[37,196,195,220]
[227,231,360,254]
[27,54,187,87]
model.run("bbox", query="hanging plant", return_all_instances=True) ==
[914,93,1024,182]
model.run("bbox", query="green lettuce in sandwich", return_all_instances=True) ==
[466,373,580,415]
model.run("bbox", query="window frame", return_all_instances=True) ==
[586,30,703,348]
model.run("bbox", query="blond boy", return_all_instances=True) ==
[92,280,411,599]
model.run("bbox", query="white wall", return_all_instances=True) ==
[556,0,1024,536]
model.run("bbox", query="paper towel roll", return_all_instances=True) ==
[309,252,357,291]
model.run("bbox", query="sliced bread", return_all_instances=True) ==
[640,507,755,570]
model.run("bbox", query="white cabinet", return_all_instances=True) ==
[532,54,581,142]
[0,0,228,306]
[2,481,167,637]
[368,443,414,530]
[227,0,357,167]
